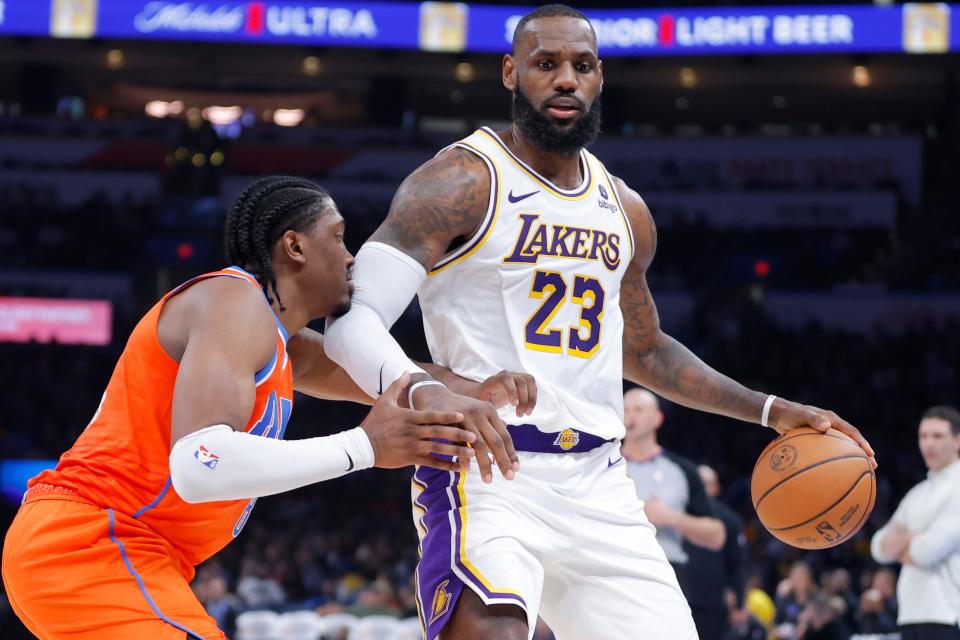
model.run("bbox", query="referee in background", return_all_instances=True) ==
[871,406,960,640]
[621,388,726,633]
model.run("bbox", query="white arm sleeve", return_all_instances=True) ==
[324,242,429,398]
[169,424,375,504]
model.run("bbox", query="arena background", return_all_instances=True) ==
[0,1,958,639]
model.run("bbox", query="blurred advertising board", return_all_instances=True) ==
[0,297,112,345]
[0,1,955,56]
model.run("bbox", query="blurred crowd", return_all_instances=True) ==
[2,313,952,639]
[2,136,956,638]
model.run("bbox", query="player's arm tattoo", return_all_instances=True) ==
[369,147,491,270]
[615,177,767,424]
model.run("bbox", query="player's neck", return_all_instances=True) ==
[506,125,583,190]
[621,436,661,462]
[269,277,310,338]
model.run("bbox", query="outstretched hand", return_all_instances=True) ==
[770,398,877,469]
[474,370,538,417]
[361,372,477,472]
[412,381,520,484]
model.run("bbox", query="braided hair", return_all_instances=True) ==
[224,175,330,312]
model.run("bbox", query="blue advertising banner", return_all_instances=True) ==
[0,2,53,37]
[0,1,954,56]
[98,1,419,47]
[467,4,939,55]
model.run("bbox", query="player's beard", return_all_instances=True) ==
[330,293,352,317]
[512,87,602,154]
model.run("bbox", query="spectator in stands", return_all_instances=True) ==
[774,561,818,633]
[349,576,402,617]
[795,592,846,640]
[622,388,726,598]
[684,464,748,637]
[870,568,899,622]
[871,406,960,640]
[200,576,239,638]
[855,588,898,635]
[237,559,286,609]
[821,568,857,631]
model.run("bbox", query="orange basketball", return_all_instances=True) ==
[751,427,876,550]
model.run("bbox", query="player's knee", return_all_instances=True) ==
[452,617,527,640]
[446,591,528,640]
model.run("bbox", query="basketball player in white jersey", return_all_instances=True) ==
[323,5,877,639]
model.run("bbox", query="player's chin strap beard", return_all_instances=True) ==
[511,87,603,154]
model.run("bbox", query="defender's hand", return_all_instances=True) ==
[361,373,476,471]
[412,383,520,484]
[769,398,877,469]
[473,370,538,417]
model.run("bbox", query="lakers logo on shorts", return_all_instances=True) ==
[430,579,453,624]
[553,428,580,451]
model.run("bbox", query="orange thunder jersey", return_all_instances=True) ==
[29,267,293,577]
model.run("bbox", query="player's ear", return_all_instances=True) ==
[280,229,306,265]
[598,58,604,88]
[503,54,517,91]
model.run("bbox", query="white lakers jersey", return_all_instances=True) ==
[419,127,635,440]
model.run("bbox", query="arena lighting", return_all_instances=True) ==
[852,64,871,87]
[210,150,225,166]
[145,100,186,118]
[176,242,196,260]
[105,49,124,70]
[302,55,323,76]
[679,67,698,89]
[455,62,475,83]
[202,105,243,125]
[273,108,305,126]
[144,100,169,118]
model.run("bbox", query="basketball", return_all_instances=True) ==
[752,427,876,550]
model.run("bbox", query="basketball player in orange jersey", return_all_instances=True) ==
[322,6,878,639]
[1,176,525,640]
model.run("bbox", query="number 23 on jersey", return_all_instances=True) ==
[524,270,605,359]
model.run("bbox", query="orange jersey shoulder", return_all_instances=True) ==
[31,267,294,572]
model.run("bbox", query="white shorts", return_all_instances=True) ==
[411,441,698,640]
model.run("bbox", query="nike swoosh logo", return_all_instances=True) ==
[508,189,539,203]
[345,451,355,472]
[607,456,623,468]
[377,362,385,396]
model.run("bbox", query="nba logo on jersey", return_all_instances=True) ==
[430,579,453,624]
[194,445,220,470]
[553,429,580,451]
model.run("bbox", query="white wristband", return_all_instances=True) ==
[761,395,778,428]
[408,380,446,409]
